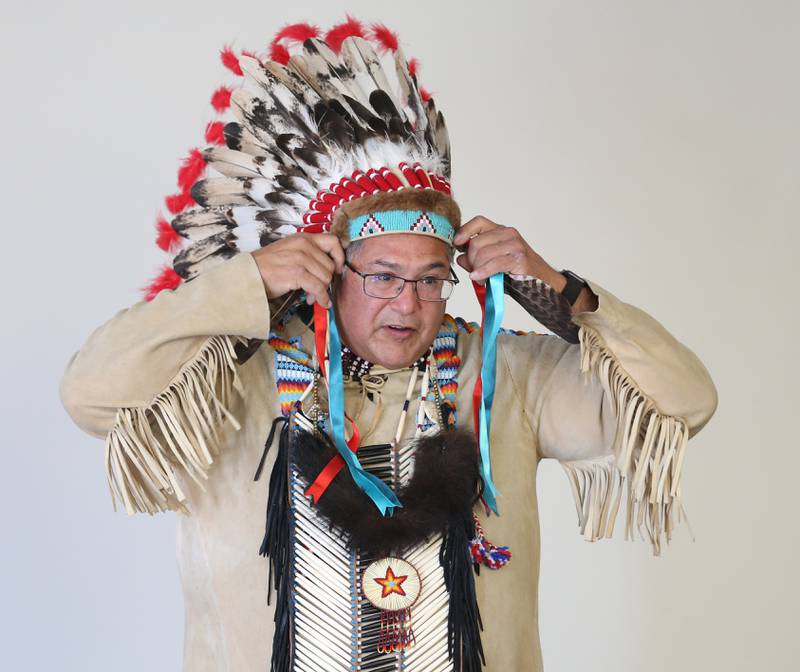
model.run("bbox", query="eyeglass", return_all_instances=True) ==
[344,260,460,302]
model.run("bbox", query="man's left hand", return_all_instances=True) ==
[453,215,562,286]
[452,215,598,315]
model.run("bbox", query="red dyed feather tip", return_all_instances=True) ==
[369,22,399,53]
[210,86,232,112]
[155,216,182,253]
[205,121,226,145]
[324,16,365,53]
[408,58,420,78]
[144,266,182,302]
[272,22,320,44]
[420,87,432,104]
[269,22,320,63]
[177,148,206,192]
[165,191,195,215]
[269,42,291,64]
[220,46,243,76]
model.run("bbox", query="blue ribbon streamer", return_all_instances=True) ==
[326,305,403,516]
[477,273,505,514]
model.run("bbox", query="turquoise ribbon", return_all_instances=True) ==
[326,305,403,516]
[477,273,505,514]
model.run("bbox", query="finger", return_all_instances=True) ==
[307,294,330,308]
[453,216,501,247]
[310,233,346,273]
[298,257,335,294]
[462,228,516,266]
[296,270,330,307]
[469,253,515,283]
[470,239,525,272]
[456,253,473,272]
[296,238,337,277]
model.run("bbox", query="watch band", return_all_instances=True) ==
[559,269,586,306]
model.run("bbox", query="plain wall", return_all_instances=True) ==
[1,1,797,670]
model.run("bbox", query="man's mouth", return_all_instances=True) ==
[382,324,416,337]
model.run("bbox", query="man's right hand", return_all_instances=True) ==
[251,233,345,309]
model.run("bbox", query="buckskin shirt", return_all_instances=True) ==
[60,251,718,671]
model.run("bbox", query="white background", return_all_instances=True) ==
[1,1,797,670]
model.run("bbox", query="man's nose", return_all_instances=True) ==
[390,280,421,313]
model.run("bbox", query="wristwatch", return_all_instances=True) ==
[559,269,587,306]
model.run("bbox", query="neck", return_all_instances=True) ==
[340,343,431,377]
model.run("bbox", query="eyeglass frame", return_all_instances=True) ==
[342,260,460,302]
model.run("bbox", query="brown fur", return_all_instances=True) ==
[291,428,481,557]
[331,189,462,247]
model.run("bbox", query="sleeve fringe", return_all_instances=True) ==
[561,325,694,555]
[104,334,248,515]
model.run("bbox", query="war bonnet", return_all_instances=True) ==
[147,17,458,294]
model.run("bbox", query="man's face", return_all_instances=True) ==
[333,233,451,369]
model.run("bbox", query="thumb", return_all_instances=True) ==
[456,253,473,272]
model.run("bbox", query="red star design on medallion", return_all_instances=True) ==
[374,566,408,599]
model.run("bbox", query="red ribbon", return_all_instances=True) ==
[313,303,328,379]
[471,280,491,515]
[305,417,360,503]
[305,303,361,503]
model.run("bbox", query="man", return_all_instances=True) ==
[59,18,718,671]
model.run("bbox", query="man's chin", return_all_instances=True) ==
[371,336,425,370]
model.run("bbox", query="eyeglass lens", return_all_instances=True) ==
[364,275,453,301]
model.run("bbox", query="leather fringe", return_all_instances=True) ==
[563,325,693,555]
[256,417,293,672]
[441,516,485,671]
[104,334,247,514]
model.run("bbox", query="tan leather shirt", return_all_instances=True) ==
[59,252,718,671]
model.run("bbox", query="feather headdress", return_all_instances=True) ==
[144,17,455,295]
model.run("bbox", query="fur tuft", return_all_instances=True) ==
[293,429,480,557]
[324,15,366,53]
[143,266,182,301]
[177,148,207,192]
[220,45,243,76]
[155,215,181,252]
[210,86,232,112]
[204,121,225,145]
[369,22,399,53]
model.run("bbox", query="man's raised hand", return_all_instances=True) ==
[453,215,559,284]
[252,233,345,309]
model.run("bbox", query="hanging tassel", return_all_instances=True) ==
[254,416,293,672]
[441,516,485,672]
[469,512,511,570]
